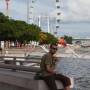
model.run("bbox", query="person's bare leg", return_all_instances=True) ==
[64,86,71,90]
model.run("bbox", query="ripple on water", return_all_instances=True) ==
[56,57,90,90]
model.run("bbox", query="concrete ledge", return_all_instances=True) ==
[0,70,38,90]
[0,69,74,90]
[0,82,30,90]
[38,77,74,90]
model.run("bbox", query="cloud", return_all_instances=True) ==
[34,0,55,16]
[50,0,90,21]
[0,0,6,14]
[0,0,90,22]
[61,0,90,21]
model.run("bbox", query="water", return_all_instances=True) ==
[56,57,90,90]
[41,20,90,39]
[58,22,90,38]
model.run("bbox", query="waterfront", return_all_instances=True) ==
[0,46,90,90]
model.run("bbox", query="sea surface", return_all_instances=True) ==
[41,21,90,38]
[56,57,90,90]
[58,22,90,38]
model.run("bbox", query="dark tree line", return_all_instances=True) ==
[0,12,57,44]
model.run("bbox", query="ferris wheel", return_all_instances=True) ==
[27,0,37,24]
[55,0,61,37]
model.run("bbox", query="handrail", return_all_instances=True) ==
[0,63,40,72]
[0,56,41,63]
[0,55,41,59]
[0,56,41,72]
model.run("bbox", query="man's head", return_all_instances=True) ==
[49,44,58,55]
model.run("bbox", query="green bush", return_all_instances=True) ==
[64,35,73,44]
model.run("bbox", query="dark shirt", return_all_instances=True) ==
[40,53,57,76]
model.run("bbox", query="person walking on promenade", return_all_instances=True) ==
[58,37,67,47]
[40,44,71,90]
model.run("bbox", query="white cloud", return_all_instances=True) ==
[62,0,90,21]
[0,0,90,21]
[50,0,90,21]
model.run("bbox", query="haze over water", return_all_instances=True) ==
[40,21,90,38]
[59,22,90,38]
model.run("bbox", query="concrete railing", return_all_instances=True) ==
[0,56,41,72]
[0,63,40,72]
[0,56,74,90]
[0,55,41,64]
[0,67,74,90]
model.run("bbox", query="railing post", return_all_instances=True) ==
[13,57,16,65]
[12,57,16,71]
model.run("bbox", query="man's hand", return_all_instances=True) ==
[46,65,56,74]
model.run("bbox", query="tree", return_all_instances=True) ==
[0,12,9,23]
[39,32,58,44]
[0,12,58,45]
[39,32,47,44]
[64,35,73,44]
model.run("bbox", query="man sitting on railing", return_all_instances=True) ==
[40,44,71,90]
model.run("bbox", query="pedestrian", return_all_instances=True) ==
[40,43,71,90]
[58,37,67,47]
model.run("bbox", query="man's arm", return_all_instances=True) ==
[46,65,56,74]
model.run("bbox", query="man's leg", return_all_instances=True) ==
[64,87,71,90]
[54,74,71,90]
[43,75,58,90]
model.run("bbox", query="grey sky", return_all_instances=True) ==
[0,0,90,22]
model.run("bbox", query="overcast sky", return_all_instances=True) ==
[0,0,90,22]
